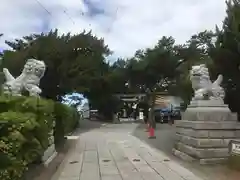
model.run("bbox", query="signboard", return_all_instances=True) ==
[232,143,240,155]
[229,140,240,155]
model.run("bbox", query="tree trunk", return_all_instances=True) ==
[148,91,156,129]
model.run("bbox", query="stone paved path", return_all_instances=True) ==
[52,124,204,180]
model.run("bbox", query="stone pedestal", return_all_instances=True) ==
[41,130,57,167]
[173,100,240,164]
[42,143,57,166]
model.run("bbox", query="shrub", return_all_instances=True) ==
[0,95,80,180]
[53,102,79,146]
[0,96,54,180]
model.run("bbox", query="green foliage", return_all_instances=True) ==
[1,28,117,121]
[53,102,79,138]
[1,29,111,102]
[212,1,240,114]
[0,95,79,180]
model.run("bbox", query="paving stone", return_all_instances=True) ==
[163,160,202,180]
[59,165,81,177]
[121,172,144,180]
[85,142,97,150]
[115,161,138,174]
[81,162,99,173]
[122,148,146,165]
[101,174,123,180]
[80,172,100,180]
[67,153,83,164]
[58,177,79,180]
[83,151,98,162]
[75,141,86,152]
[100,164,119,175]
[98,148,112,159]
[53,124,205,180]
[135,165,155,173]
[98,146,114,163]
[148,162,185,180]
[140,172,164,180]
[110,148,129,162]
[135,147,161,163]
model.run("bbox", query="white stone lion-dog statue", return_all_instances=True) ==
[190,64,225,101]
[2,58,46,96]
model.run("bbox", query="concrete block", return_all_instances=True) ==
[208,131,235,138]
[175,121,240,130]
[176,134,226,148]
[176,142,229,159]
[235,130,240,137]
[176,127,208,138]
[200,158,227,165]
[172,148,196,162]
[194,130,209,138]
[198,148,228,158]
[176,129,238,139]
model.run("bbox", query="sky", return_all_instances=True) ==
[0,0,227,59]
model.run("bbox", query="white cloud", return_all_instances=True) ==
[0,0,227,59]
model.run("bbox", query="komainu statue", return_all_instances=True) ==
[190,64,225,101]
[2,58,46,96]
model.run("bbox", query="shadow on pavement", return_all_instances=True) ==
[132,122,240,180]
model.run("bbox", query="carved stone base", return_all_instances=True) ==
[189,99,226,107]
[173,104,240,164]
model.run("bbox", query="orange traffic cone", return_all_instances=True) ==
[148,125,156,139]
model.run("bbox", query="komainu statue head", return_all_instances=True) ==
[189,64,225,101]
[190,64,211,91]
[23,58,46,78]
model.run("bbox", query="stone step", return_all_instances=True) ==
[176,127,240,138]
[175,133,236,148]
[172,148,227,165]
[175,120,240,130]
[175,142,229,159]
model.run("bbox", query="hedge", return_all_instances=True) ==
[0,95,79,180]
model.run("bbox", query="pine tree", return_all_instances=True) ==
[213,0,240,116]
